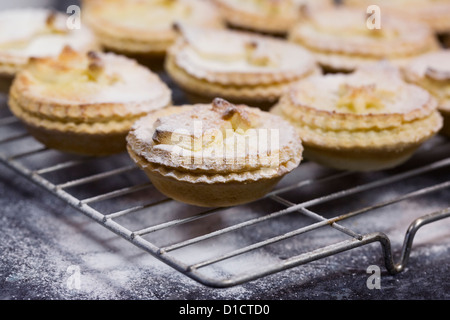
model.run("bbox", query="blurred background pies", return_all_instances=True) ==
[0,7,97,93]
[342,0,450,37]
[213,0,334,36]
[126,98,303,207]
[82,0,223,69]
[165,24,319,109]
[8,47,172,156]
[289,6,440,73]
[271,62,443,172]
[403,49,450,137]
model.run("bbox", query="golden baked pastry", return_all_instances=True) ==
[82,0,223,58]
[342,0,450,35]
[0,8,98,77]
[126,98,303,207]
[214,0,333,35]
[403,50,450,137]
[9,47,172,156]
[271,63,443,172]
[289,6,440,73]
[165,24,319,109]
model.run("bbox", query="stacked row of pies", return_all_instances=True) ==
[1,1,449,207]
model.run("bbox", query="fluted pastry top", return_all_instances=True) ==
[276,63,438,130]
[289,7,437,59]
[83,0,223,43]
[168,24,317,85]
[0,8,97,71]
[127,98,303,180]
[10,47,172,122]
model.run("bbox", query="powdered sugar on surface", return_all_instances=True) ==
[1,137,449,299]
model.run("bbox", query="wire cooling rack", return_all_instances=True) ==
[0,95,449,288]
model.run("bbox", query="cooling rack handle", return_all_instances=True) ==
[395,207,450,273]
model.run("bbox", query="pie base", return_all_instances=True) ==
[303,144,420,172]
[25,123,127,156]
[9,94,133,156]
[127,147,282,207]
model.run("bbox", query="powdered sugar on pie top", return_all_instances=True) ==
[0,9,54,44]
[406,50,450,79]
[0,8,96,62]
[174,25,316,79]
[84,53,171,105]
[292,62,433,115]
[128,101,303,175]
[24,51,171,107]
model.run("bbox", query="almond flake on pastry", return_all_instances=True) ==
[9,47,172,156]
[214,0,333,35]
[126,98,303,207]
[289,6,440,72]
[271,62,443,171]
[82,0,223,56]
[165,24,319,108]
[0,8,98,77]
[403,49,450,136]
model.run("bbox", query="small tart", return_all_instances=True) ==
[82,0,223,57]
[342,0,450,34]
[9,47,172,156]
[213,0,333,35]
[126,98,303,207]
[289,6,440,73]
[403,49,450,136]
[271,62,443,171]
[165,24,319,109]
[0,8,98,77]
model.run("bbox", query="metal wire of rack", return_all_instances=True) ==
[0,96,449,288]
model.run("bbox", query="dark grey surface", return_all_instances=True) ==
[0,0,449,301]
[0,155,449,300]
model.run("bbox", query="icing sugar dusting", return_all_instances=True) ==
[293,62,432,114]
[0,8,96,59]
[407,50,450,78]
